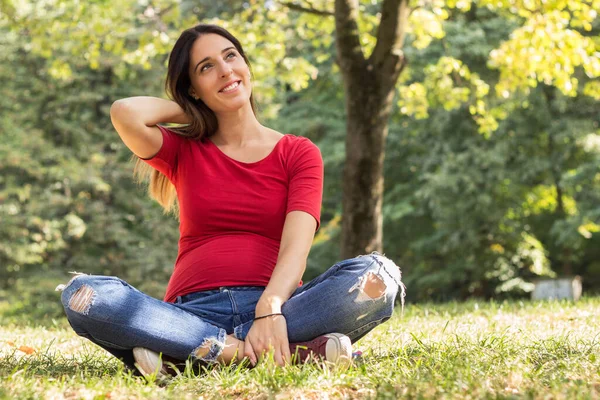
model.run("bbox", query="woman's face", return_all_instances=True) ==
[188,33,252,114]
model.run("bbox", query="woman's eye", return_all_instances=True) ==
[199,53,236,73]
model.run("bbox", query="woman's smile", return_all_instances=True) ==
[219,80,242,94]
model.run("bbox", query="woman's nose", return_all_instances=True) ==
[219,64,233,78]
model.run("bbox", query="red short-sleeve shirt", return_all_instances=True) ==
[141,126,323,303]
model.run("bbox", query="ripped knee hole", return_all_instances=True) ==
[363,272,387,298]
[194,342,212,358]
[193,337,224,361]
[68,284,95,314]
[349,271,388,300]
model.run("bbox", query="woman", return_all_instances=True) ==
[58,24,405,377]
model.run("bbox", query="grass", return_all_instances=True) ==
[1,297,599,399]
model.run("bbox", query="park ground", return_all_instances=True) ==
[1,296,599,399]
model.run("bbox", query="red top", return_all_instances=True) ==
[141,125,323,303]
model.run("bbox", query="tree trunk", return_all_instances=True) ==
[334,0,409,259]
[341,87,392,258]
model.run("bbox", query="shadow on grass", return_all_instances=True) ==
[0,345,248,384]
[0,348,122,378]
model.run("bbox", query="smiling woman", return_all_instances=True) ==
[61,24,405,380]
[187,35,252,113]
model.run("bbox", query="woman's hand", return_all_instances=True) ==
[244,315,292,366]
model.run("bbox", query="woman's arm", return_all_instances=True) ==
[110,96,191,159]
[257,211,317,314]
[244,210,317,366]
[244,138,323,366]
[111,96,192,126]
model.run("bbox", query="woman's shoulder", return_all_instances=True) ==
[258,128,314,156]
[275,133,321,170]
[287,134,319,153]
[273,130,318,149]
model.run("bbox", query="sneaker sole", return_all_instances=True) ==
[324,333,352,365]
[132,347,168,378]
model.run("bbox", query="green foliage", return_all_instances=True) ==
[0,21,177,296]
[397,56,497,134]
[0,0,598,305]
[383,81,599,300]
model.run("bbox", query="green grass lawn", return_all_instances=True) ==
[1,297,598,399]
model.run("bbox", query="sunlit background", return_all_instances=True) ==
[1,0,599,320]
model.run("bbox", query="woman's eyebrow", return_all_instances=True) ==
[194,47,236,72]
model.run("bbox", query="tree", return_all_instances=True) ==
[2,0,598,305]
[334,0,409,258]
[273,0,599,260]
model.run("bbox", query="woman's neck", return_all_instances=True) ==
[212,103,266,147]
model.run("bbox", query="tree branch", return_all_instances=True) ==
[279,1,334,16]
[334,0,366,73]
[369,0,409,75]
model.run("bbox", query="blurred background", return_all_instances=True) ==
[0,0,598,320]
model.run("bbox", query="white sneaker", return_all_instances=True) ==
[289,333,353,366]
[132,347,169,378]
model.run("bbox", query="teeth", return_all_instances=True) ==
[221,81,240,92]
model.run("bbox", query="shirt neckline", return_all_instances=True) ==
[206,134,290,165]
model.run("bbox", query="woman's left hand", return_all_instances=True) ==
[244,314,292,367]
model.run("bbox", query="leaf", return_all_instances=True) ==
[17,345,36,355]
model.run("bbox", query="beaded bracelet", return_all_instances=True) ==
[254,312,284,321]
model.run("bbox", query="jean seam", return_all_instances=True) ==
[226,290,238,315]
[372,255,406,309]
[368,255,403,287]
[356,256,378,277]
[81,333,130,350]
[345,317,386,340]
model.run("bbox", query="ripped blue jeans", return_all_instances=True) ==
[59,252,405,369]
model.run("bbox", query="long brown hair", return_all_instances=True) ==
[133,24,258,217]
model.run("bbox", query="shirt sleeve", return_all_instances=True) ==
[138,125,185,184]
[286,137,324,231]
